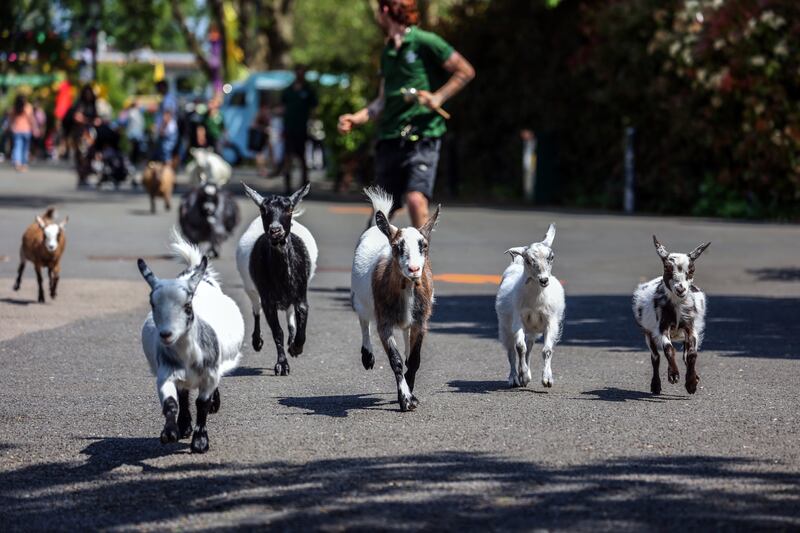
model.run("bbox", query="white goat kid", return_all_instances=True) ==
[138,230,244,453]
[633,236,710,395]
[496,224,565,388]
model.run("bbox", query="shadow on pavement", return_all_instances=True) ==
[431,294,799,358]
[277,393,391,418]
[446,380,509,394]
[0,297,36,306]
[579,387,685,403]
[227,366,266,377]
[748,267,800,282]
[1,450,798,530]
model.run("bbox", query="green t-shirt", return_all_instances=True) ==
[379,26,454,140]
[282,83,318,137]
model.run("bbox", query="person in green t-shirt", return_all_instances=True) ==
[338,0,474,228]
[279,65,318,194]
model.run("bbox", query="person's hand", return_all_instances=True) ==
[416,90,443,112]
[338,114,358,134]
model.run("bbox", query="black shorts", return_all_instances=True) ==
[375,137,441,211]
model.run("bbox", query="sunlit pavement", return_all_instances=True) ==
[1,163,799,530]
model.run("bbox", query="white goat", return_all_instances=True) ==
[138,229,244,453]
[351,187,440,412]
[633,236,710,395]
[187,147,232,186]
[495,224,565,388]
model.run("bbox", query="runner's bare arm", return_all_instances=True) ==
[437,52,476,104]
[338,81,385,134]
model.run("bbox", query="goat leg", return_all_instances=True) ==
[662,338,680,384]
[404,326,424,407]
[264,305,289,376]
[209,388,221,414]
[177,389,193,439]
[13,259,25,291]
[252,311,263,351]
[49,265,60,299]
[685,331,700,394]
[191,394,212,454]
[160,397,180,444]
[359,318,375,370]
[379,326,415,412]
[646,334,662,395]
[288,301,308,357]
[34,265,45,303]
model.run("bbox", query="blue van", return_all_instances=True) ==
[220,70,348,165]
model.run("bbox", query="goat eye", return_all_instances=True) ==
[184,304,192,315]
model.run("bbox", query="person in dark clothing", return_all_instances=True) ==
[64,84,100,186]
[279,65,318,194]
[337,0,474,228]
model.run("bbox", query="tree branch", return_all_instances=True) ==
[170,0,214,80]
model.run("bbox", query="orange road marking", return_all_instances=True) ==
[434,273,502,285]
[328,206,373,215]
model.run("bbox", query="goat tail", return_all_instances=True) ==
[364,186,394,218]
[168,227,220,285]
[219,352,242,376]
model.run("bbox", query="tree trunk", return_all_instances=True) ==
[208,0,229,80]
[262,0,294,69]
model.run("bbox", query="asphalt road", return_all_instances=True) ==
[1,165,799,531]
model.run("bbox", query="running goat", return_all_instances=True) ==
[14,207,68,303]
[351,187,440,412]
[138,229,244,453]
[633,236,710,395]
[179,181,240,258]
[495,224,565,388]
[236,183,317,376]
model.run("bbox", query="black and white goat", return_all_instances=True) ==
[351,187,440,412]
[633,236,711,395]
[179,182,240,258]
[495,224,565,388]
[236,183,318,376]
[138,229,244,453]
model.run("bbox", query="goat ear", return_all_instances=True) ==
[419,204,441,240]
[653,235,669,260]
[187,256,208,294]
[59,216,69,229]
[505,246,526,260]
[242,182,264,206]
[375,210,395,241]
[542,223,556,247]
[289,182,311,207]
[137,259,158,289]
[688,242,710,261]
[36,216,46,229]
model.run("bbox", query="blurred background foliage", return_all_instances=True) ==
[2,0,798,219]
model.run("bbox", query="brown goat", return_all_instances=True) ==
[14,207,68,303]
[141,161,176,213]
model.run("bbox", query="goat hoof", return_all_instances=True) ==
[38,295,45,304]
[288,343,303,357]
[178,419,193,439]
[411,395,420,408]
[668,370,680,384]
[12,282,20,291]
[398,395,416,412]
[361,347,375,370]
[651,378,662,395]
[252,336,263,352]
[686,374,699,394]
[542,379,553,388]
[190,430,209,453]
[160,424,179,444]
[209,389,221,414]
[275,361,290,376]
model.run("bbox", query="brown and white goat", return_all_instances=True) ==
[13,207,68,303]
[351,188,440,412]
[142,161,176,213]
